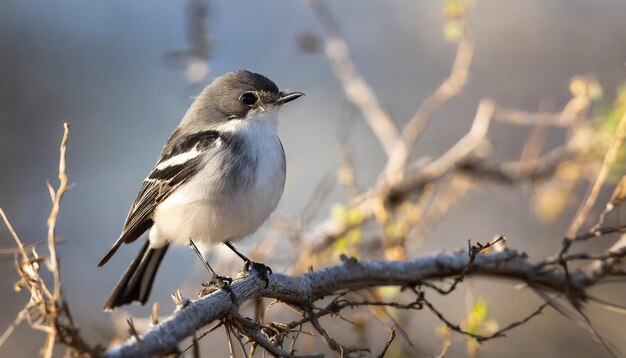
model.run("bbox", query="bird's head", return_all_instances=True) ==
[183,70,304,129]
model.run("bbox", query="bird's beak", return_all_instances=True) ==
[276,91,304,105]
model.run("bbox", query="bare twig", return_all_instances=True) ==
[582,233,626,287]
[422,293,554,343]
[181,322,224,355]
[435,337,452,358]
[0,209,29,258]
[224,323,237,358]
[567,111,626,237]
[47,122,70,301]
[192,332,201,358]
[360,291,419,354]
[376,327,396,358]
[0,125,95,357]
[593,175,626,229]
[228,313,319,358]
[0,309,28,347]
[425,237,507,295]
[0,241,44,255]
[308,311,370,356]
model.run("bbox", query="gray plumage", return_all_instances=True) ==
[99,70,303,310]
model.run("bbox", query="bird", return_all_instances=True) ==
[98,70,303,310]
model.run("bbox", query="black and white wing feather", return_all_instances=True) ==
[98,130,221,266]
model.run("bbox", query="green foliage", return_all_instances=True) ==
[534,80,626,222]
[463,298,498,357]
[596,84,626,135]
[320,203,365,261]
[442,0,471,42]
[594,84,626,181]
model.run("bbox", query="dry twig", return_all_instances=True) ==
[0,124,95,357]
[567,111,626,237]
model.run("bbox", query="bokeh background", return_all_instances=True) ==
[2,0,626,357]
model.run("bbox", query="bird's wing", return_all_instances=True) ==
[98,130,222,266]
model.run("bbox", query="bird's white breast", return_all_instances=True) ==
[150,109,285,248]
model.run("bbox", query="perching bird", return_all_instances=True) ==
[98,70,303,310]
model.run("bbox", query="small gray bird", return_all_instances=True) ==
[98,70,303,310]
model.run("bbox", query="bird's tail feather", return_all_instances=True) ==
[103,241,169,311]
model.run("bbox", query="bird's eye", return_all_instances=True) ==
[240,92,258,106]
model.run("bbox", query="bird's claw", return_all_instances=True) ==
[244,261,272,288]
[198,274,236,303]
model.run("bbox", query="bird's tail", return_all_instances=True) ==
[103,240,169,311]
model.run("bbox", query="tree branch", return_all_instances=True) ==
[105,245,607,357]
[310,0,399,155]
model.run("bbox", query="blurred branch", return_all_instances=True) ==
[310,0,400,154]
[385,36,474,178]
[298,142,569,264]
[455,146,572,186]
[387,98,494,200]
[583,232,626,286]
[408,174,472,248]
[295,99,495,263]
[494,105,578,127]
[567,110,626,237]
[165,0,212,83]
[594,175,626,230]
[311,0,476,178]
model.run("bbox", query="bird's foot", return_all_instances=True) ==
[198,274,236,303]
[244,261,272,288]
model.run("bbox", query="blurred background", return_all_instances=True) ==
[2,0,626,357]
